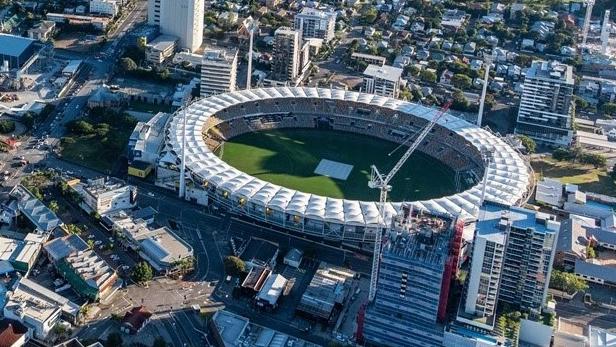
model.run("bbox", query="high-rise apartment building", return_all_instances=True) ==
[515,60,575,146]
[294,8,336,42]
[363,64,403,98]
[272,27,300,82]
[147,0,203,52]
[462,202,559,328]
[200,48,238,97]
[361,208,463,347]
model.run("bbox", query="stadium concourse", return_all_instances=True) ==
[155,87,532,247]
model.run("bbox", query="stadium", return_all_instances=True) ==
[156,87,532,247]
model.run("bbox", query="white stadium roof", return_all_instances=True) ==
[165,87,531,225]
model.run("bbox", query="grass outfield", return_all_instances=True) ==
[217,128,459,201]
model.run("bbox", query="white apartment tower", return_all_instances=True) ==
[200,48,238,97]
[463,223,506,330]
[461,203,559,330]
[147,0,203,52]
[272,27,301,82]
[294,7,336,43]
[515,60,575,146]
[362,64,403,98]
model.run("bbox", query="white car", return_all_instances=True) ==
[94,240,102,246]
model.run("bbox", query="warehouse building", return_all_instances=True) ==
[0,34,37,70]
[296,262,355,322]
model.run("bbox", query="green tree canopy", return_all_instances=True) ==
[420,70,437,83]
[603,103,616,116]
[0,120,15,134]
[550,270,588,294]
[451,73,472,90]
[132,261,153,284]
[517,135,536,154]
[224,256,246,277]
[121,57,138,71]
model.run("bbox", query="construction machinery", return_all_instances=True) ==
[367,100,452,302]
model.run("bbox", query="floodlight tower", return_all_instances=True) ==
[601,10,611,54]
[367,100,452,302]
[582,0,595,45]
[244,17,258,90]
[178,96,192,199]
[477,52,494,127]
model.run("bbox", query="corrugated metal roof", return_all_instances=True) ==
[0,34,35,57]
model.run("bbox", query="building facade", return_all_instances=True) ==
[146,35,177,64]
[89,0,119,17]
[362,210,463,347]
[200,48,238,97]
[71,177,137,215]
[294,8,336,42]
[147,0,203,51]
[362,64,403,98]
[271,27,301,83]
[515,60,575,146]
[463,202,559,321]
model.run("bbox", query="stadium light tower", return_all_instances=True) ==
[582,0,595,45]
[477,52,494,127]
[367,100,452,302]
[243,17,258,90]
[601,10,611,54]
[178,96,192,199]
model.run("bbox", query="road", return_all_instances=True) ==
[1,0,147,194]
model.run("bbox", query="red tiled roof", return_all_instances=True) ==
[122,306,153,332]
[0,319,28,347]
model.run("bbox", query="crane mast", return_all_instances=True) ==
[367,101,452,302]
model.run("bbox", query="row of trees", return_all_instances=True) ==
[552,147,607,168]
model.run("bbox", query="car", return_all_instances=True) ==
[94,240,102,246]
[87,234,95,239]
[147,192,155,197]
[121,265,130,271]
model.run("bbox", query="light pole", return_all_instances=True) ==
[178,96,192,199]
[244,17,258,90]
[477,52,494,127]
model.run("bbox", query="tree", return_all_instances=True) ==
[451,73,472,90]
[105,332,123,347]
[552,147,572,161]
[603,103,616,116]
[87,239,95,249]
[224,256,246,277]
[152,337,167,347]
[360,5,377,24]
[132,261,153,284]
[399,87,413,101]
[550,270,588,294]
[587,245,597,259]
[452,90,470,112]
[65,224,83,235]
[420,70,437,83]
[0,120,15,134]
[517,135,536,154]
[68,120,94,135]
[48,200,59,214]
[121,57,138,72]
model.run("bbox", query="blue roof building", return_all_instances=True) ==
[0,34,37,69]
